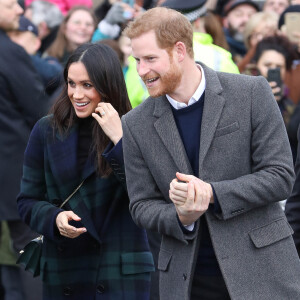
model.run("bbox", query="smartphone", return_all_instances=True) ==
[267,67,282,98]
[285,12,300,43]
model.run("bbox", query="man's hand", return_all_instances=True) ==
[169,172,214,226]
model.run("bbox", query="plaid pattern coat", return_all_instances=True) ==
[17,116,154,300]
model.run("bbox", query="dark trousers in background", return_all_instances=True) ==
[191,275,231,300]
[1,220,42,300]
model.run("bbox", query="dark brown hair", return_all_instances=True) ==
[51,43,131,176]
[253,35,298,71]
[203,12,229,51]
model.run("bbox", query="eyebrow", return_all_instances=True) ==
[67,77,92,83]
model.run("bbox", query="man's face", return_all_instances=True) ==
[224,4,257,36]
[131,30,182,98]
[0,0,23,31]
[263,0,289,15]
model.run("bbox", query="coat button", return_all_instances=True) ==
[97,284,105,294]
[63,287,72,296]
[183,273,187,281]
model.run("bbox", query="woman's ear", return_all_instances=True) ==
[174,41,186,62]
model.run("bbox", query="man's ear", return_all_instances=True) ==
[174,41,186,62]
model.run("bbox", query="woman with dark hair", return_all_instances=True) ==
[252,35,299,161]
[17,43,154,300]
[253,35,297,122]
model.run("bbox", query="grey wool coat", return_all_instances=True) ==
[122,63,300,300]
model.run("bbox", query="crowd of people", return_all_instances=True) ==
[1,0,300,299]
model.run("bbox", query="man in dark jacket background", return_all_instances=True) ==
[0,0,51,299]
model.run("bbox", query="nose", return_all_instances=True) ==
[137,61,149,77]
[73,86,84,99]
[16,2,24,15]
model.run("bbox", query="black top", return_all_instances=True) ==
[171,93,222,277]
[77,117,93,174]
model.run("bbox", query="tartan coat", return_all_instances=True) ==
[17,116,154,300]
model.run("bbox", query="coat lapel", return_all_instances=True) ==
[47,125,79,198]
[48,125,100,242]
[80,152,96,181]
[198,64,225,175]
[153,96,193,175]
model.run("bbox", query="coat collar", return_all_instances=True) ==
[153,63,225,177]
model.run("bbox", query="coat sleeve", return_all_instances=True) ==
[211,76,295,220]
[122,116,198,244]
[4,44,51,128]
[286,126,300,255]
[17,119,64,242]
[102,139,127,187]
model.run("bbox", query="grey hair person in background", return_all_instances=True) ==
[24,0,63,54]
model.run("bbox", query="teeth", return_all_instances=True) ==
[147,78,157,83]
[76,102,88,107]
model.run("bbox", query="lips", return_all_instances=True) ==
[75,101,89,107]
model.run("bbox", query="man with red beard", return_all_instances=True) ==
[222,0,259,63]
[122,6,300,300]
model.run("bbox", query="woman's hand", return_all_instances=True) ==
[92,102,123,145]
[269,81,281,102]
[56,211,87,239]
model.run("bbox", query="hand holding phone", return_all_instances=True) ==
[267,67,282,98]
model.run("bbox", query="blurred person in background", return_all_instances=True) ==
[25,0,93,15]
[278,5,300,105]
[222,0,259,63]
[0,0,51,299]
[46,5,96,66]
[118,34,150,108]
[24,0,63,55]
[8,16,63,98]
[238,11,278,72]
[263,0,290,15]
[252,35,298,159]
[92,0,143,42]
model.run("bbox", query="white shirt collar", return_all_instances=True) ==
[166,64,206,110]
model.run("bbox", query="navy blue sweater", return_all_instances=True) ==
[171,93,222,277]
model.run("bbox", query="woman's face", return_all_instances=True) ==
[67,62,101,118]
[64,10,94,50]
[256,50,286,79]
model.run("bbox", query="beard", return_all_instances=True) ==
[228,23,246,42]
[142,56,182,98]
